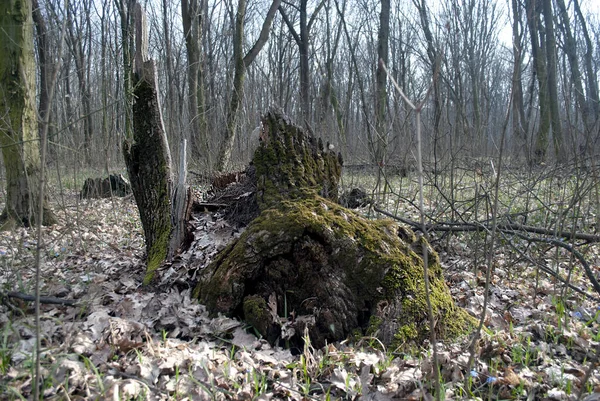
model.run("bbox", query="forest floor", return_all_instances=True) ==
[0,170,600,400]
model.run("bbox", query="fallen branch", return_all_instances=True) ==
[4,291,77,306]
[374,206,600,243]
[374,206,600,297]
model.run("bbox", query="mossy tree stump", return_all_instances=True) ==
[194,109,473,348]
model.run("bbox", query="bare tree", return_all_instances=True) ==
[182,0,209,164]
[279,0,326,128]
[375,0,390,167]
[66,0,95,164]
[510,0,529,161]
[0,0,56,228]
[214,0,281,172]
[541,0,563,161]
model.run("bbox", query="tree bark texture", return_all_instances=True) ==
[541,0,563,161]
[195,109,473,349]
[0,0,56,228]
[254,109,343,210]
[375,0,390,166]
[526,0,551,164]
[124,3,173,284]
[182,0,209,164]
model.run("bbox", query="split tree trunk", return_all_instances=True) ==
[124,3,190,284]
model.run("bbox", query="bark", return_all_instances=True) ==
[214,0,246,173]
[573,0,599,147]
[162,0,176,142]
[414,0,441,141]
[510,0,529,160]
[541,0,563,161]
[0,0,56,228]
[375,0,390,166]
[526,0,551,164]
[182,0,209,164]
[124,3,174,284]
[32,0,51,144]
[66,0,94,165]
[555,0,592,148]
[195,110,474,349]
[279,0,326,128]
[317,1,344,142]
[114,0,134,141]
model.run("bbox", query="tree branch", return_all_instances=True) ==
[4,291,77,306]
[244,0,281,67]
[307,0,326,33]
[278,5,301,46]
[374,206,600,297]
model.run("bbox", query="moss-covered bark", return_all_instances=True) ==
[0,0,56,229]
[254,109,343,210]
[194,109,474,348]
[195,196,474,348]
[124,60,173,284]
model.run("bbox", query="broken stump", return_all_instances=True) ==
[193,109,473,349]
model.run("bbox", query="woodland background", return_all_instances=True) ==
[19,0,600,176]
[2,0,600,399]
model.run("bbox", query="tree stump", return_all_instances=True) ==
[194,109,473,349]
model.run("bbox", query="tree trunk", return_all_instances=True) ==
[510,0,529,160]
[0,0,56,229]
[67,0,94,165]
[124,3,175,284]
[375,0,390,166]
[32,0,51,149]
[555,0,592,151]
[526,0,551,164]
[573,0,600,149]
[279,0,325,129]
[414,0,441,147]
[214,0,246,173]
[215,0,281,172]
[541,0,563,161]
[182,0,209,165]
[115,0,134,142]
[299,0,310,127]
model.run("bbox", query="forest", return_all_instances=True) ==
[1,0,600,399]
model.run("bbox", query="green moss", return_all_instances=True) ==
[196,192,473,347]
[366,315,383,336]
[394,323,419,344]
[143,227,170,285]
[243,295,271,337]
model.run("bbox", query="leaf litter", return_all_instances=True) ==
[0,190,599,400]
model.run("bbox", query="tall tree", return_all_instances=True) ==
[526,0,551,163]
[413,0,441,144]
[32,0,51,147]
[214,0,281,172]
[66,0,94,164]
[0,0,56,228]
[573,0,600,148]
[182,0,209,164]
[279,0,326,128]
[375,0,390,166]
[541,0,563,161]
[510,0,529,160]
